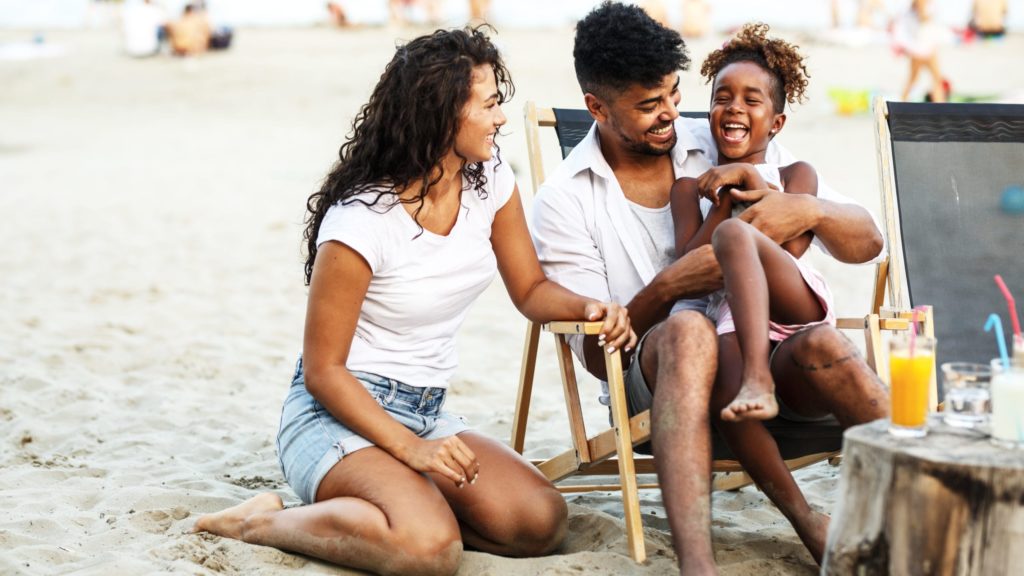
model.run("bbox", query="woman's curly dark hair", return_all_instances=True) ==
[700,23,809,112]
[574,1,690,99]
[301,26,513,285]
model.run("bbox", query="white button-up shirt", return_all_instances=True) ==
[530,115,884,373]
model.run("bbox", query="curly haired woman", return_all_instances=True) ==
[193,27,635,576]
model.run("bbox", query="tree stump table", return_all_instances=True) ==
[823,418,1024,575]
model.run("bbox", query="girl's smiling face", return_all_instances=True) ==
[709,61,786,164]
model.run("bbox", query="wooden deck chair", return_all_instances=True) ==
[512,101,930,562]
[874,98,1024,372]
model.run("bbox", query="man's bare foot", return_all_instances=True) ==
[679,557,718,575]
[720,381,778,421]
[192,492,284,540]
[792,510,830,565]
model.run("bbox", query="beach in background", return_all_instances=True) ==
[2,9,1023,575]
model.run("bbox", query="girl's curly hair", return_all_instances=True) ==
[301,25,513,285]
[700,23,809,112]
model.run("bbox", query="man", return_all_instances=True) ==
[530,3,888,573]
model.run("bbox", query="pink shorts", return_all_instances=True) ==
[708,254,836,341]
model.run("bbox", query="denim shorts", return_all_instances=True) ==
[276,358,471,505]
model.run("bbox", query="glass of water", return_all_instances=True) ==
[940,362,992,428]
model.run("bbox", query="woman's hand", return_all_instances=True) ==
[584,301,637,354]
[402,435,481,488]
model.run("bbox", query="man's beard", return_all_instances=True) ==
[613,122,676,157]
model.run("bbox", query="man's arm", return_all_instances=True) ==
[761,141,885,264]
[730,189,883,263]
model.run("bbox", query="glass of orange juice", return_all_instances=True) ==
[888,335,935,437]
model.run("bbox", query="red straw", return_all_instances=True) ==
[994,275,1022,339]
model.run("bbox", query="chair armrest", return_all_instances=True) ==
[837,315,912,331]
[545,321,605,335]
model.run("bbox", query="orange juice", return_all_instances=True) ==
[890,351,933,427]
[888,335,935,437]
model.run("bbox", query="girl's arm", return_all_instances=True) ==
[672,176,730,255]
[303,241,476,487]
[492,185,636,353]
[778,161,818,258]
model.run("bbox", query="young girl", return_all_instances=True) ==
[671,23,836,422]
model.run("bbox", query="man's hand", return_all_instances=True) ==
[730,188,822,245]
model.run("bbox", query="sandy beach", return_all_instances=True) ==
[2,19,1022,575]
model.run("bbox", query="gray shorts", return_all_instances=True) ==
[622,322,831,423]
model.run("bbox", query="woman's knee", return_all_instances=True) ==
[505,486,568,556]
[384,524,463,576]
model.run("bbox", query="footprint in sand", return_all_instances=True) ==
[130,506,191,534]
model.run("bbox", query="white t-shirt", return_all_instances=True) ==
[316,157,515,389]
[121,2,165,57]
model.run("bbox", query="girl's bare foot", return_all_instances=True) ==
[192,492,284,540]
[720,379,778,421]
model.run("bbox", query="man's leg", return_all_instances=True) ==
[639,311,718,575]
[771,324,889,428]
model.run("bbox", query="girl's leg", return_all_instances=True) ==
[924,54,946,102]
[194,447,463,576]
[428,432,568,557]
[710,333,830,564]
[711,219,826,421]
[903,57,923,101]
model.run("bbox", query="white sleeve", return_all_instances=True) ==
[530,182,611,369]
[766,141,886,264]
[316,201,386,273]
[530,184,611,303]
[490,156,516,208]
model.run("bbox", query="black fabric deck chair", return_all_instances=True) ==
[876,100,1024,368]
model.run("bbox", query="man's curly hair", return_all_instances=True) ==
[700,23,809,113]
[574,1,690,99]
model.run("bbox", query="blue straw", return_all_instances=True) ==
[985,313,1011,372]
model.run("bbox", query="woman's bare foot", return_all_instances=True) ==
[720,378,778,421]
[192,492,284,540]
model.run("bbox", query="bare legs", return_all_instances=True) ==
[711,324,889,564]
[194,432,566,576]
[712,219,826,421]
[641,311,718,575]
[902,55,945,103]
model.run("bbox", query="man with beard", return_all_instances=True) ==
[530,3,889,573]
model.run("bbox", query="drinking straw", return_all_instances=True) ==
[994,275,1022,340]
[985,313,1011,372]
[909,307,919,354]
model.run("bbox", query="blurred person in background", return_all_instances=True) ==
[389,0,442,27]
[327,1,350,27]
[168,2,211,56]
[893,0,949,102]
[681,0,710,38]
[970,0,1008,37]
[469,0,491,24]
[121,0,166,58]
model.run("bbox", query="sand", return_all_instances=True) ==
[1,21,1021,575]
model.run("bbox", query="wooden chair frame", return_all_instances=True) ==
[511,101,935,562]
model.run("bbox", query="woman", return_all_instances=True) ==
[194,26,635,576]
